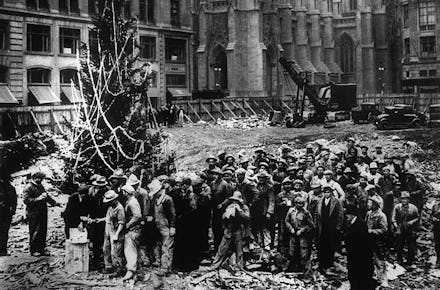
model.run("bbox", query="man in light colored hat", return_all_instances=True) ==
[254,170,276,248]
[102,190,125,277]
[339,167,357,191]
[222,154,237,171]
[292,179,308,208]
[392,191,419,265]
[210,191,250,271]
[367,162,382,185]
[204,155,220,181]
[150,178,176,274]
[121,185,142,280]
[320,169,345,202]
[285,196,314,275]
[366,195,388,287]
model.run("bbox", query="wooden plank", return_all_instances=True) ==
[188,102,202,121]
[251,99,267,115]
[29,109,42,133]
[244,100,258,116]
[212,101,227,119]
[184,114,193,123]
[263,99,274,111]
[201,103,216,122]
[222,101,238,118]
[281,100,294,114]
[51,110,65,135]
[229,100,248,116]
[65,239,89,274]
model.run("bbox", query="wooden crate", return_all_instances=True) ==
[65,239,89,274]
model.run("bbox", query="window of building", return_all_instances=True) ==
[60,69,78,84]
[327,0,333,12]
[27,68,51,84]
[420,36,436,59]
[419,1,436,31]
[166,74,186,87]
[60,0,79,14]
[88,0,97,15]
[139,36,156,59]
[420,70,428,77]
[405,71,410,78]
[138,0,155,23]
[170,0,180,27]
[60,28,80,54]
[338,34,354,73]
[429,70,437,77]
[349,0,357,11]
[0,20,9,50]
[89,30,98,52]
[404,38,410,59]
[0,66,7,83]
[403,4,409,28]
[26,0,49,10]
[147,0,155,23]
[149,73,157,88]
[27,24,51,52]
[0,0,4,6]
[165,38,186,63]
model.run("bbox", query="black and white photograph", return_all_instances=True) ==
[1,0,440,289]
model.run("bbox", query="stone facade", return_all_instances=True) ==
[0,0,193,106]
[400,0,440,93]
[193,0,393,97]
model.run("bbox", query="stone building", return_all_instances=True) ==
[193,0,392,98]
[0,0,193,106]
[400,0,440,93]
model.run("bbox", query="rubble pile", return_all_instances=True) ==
[216,116,269,130]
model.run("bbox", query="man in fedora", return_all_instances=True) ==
[121,185,142,281]
[102,190,125,277]
[62,185,91,239]
[23,172,60,256]
[210,191,250,271]
[150,179,176,274]
[88,175,109,269]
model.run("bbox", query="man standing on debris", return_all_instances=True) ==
[0,171,17,256]
[210,191,250,271]
[315,185,344,273]
[345,204,375,290]
[285,197,314,275]
[392,191,419,265]
[23,172,60,256]
[254,171,275,249]
[102,190,125,277]
[151,178,176,274]
[366,195,388,287]
[121,185,142,281]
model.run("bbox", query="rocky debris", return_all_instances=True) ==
[217,117,269,130]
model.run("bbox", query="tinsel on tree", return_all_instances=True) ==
[63,0,170,184]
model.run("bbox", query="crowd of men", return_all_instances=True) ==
[2,138,440,289]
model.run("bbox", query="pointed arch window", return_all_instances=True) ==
[339,34,354,73]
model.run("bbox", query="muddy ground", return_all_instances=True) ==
[2,121,440,289]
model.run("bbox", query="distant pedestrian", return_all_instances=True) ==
[0,172,17,256]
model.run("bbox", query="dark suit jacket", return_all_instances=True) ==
[345,218,375,288]
[316,196,344,248]
[63,193,90,229]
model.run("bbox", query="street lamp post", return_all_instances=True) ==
[378,66,385,94]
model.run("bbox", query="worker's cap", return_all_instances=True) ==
[229,191,244,203]
[361,145,369,149]
[377,159,385,164]
[235,168,247,175]
[294,196,306,204]
[148,179,162,195]
[280,144,292,152]
[323,170,333,175]
[157,175,169,182]
[209,167,223,175]
[282,177,292,184]
[347,137,355,143]
[322,185,333,192]
[293,179,304,185]
[369,162,378,169]
[126,174,140,187]
[277,159,287,166]
[257,171,271,179]
[298,159,306,164]
[225,154,235,161]
[400,191,410,199]
[217,150,226,157]
[365,184,376,192]
[343,167,352,174]
[92,175,108,187]
[311,182,321,189]
[321,150,330,156]
[259,162,269,168]
[206,155,217,163]
[89,174,101,182]
[240,157,250,164]
[255,148,266,154]
[316,165,325,170]
[121,184,136,195]
[306,144,313,149]
[382,166,392,172]
[369,195,382,206]
[376,145,382,149]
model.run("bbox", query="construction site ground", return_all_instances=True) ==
[2,120,440,289]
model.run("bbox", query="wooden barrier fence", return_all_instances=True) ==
[1,93,440,134]
[0,105,80,135]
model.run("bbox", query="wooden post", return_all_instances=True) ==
[29,109,43,133]
[65,229,89,274]
[263,99,274,111]
[188,101,202,121]
[244,100,258,116]
[201,103,216,122]
[222,101,238,118]
[212,102,227,119]
[51,110,65,135]
[230,100,248,116]
[281,100,294,114]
